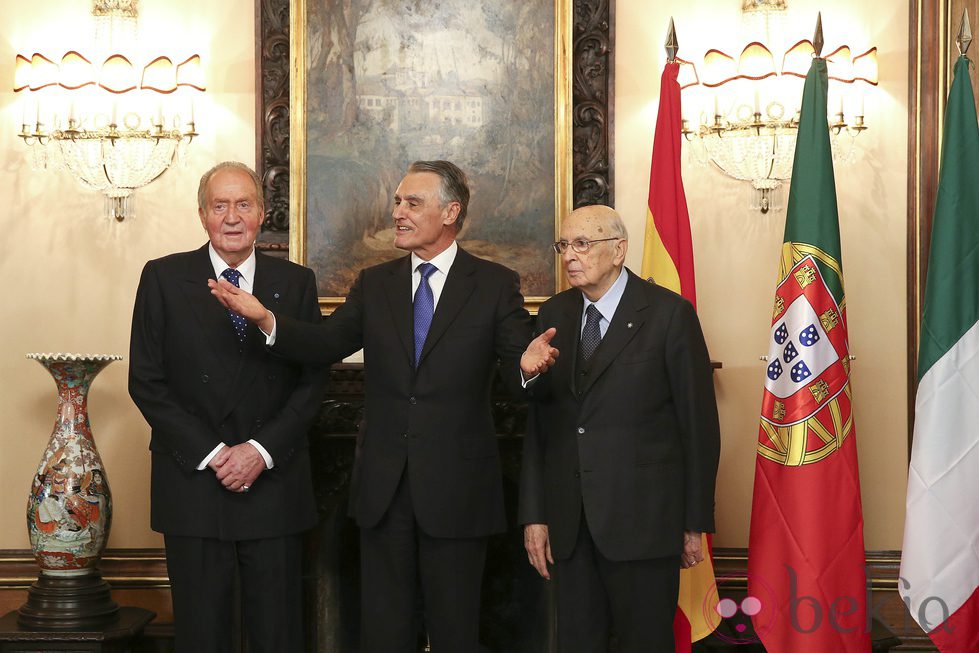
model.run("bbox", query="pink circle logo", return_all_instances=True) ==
[702,573,778,645]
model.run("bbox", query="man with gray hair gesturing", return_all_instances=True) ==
[518,204,720,652]
[210,160,557,652]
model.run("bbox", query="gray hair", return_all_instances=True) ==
[197,162,264,211]
[407,160,471,229]
[605,210,629,241]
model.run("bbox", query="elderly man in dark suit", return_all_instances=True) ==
[129,161,327,652]
[518,204,721,652]
[210,160,555,653]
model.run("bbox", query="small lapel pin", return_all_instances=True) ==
[627,322,634,329]
[273,292,281,299]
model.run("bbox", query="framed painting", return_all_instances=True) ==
[289,0,573,311]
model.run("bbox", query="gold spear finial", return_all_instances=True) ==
[665,17,678,63]
[958,8,972,56]
[813,12,824,57]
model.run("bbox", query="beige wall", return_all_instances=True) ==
[0,0,256,548]
[0,0,909,551]
[615,0,909,549]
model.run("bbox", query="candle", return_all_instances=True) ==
[754,89,761,116]
[858,93,865,117]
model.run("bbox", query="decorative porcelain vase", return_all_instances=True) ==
[20,353,121,630]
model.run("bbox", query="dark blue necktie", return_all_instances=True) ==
[413,262,438,368]
[580,304,603,361]
[221,268,248,347]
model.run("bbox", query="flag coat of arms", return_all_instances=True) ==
[747,56,871,652]
[900,54,979,653]
[640,60,718,649]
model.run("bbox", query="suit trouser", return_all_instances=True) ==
[164,533,303,653]
[553,512,680,653]
[359,469,488,653]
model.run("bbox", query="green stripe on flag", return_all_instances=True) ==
[919,56,979,379]
[783,59,845,304]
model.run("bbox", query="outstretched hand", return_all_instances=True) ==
[208,278,274,333]
[520,327,559,377]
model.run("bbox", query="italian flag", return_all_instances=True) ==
[900,55,979,652]
[640,60,718,649]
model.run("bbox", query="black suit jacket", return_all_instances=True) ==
[129,244,327,540]
[273,246,533,538]
[518,269,720,561]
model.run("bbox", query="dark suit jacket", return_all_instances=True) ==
[273,246,533,538]
[518,268,720,561]
[129,244,327,540]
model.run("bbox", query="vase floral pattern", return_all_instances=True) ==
[26,353,121,575]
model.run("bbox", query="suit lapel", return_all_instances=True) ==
[383,255,415,366]
[576,273,647,398]
[553,291,583,396]
[417,247,476,368]
[179,245,239,376]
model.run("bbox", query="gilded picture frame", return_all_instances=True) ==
[288,0,573,312]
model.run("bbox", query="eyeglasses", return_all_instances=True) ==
[552,237,621,254]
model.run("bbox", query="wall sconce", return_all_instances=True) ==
[680,7,878,213]
[12,1,204,221]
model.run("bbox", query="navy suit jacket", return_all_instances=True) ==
[518,269,720,561]
[129,244,327,540]
[273,246,534,538]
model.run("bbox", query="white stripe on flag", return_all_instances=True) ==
[901,318,979,630]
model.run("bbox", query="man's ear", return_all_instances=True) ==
[614,238,628,264]
[442,202,461,226]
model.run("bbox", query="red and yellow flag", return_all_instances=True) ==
[641,61,718,650]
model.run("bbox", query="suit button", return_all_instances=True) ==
[201,374,209,383]
[409,396,417,405]
[267,374,276,381]
[577,427,585,434]
[402,432,408,439]
[574,471,581,478]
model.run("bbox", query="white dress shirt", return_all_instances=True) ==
[410,240,458,308]
[579,266,628,338]
[197,244,275,471]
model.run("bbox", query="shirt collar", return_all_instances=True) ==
[411,240,458,275]
[208,243,257,287]
[582,266,628,323]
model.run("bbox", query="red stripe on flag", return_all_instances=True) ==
[929,585,979,653]
[647,62,696,307]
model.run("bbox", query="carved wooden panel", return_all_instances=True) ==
[255,0,615,251]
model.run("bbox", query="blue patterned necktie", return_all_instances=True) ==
[221,268,248,348]
[413,262,438,368]
[580,304,603,362]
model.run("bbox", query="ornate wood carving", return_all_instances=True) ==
[572,0,614,208]
[256,0,291,244]
[254,0,615,251]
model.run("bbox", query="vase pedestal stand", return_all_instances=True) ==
[0,607,154,653]
[18,571,119,631]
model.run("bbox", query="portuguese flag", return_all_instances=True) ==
[900,55,979,652]
[640,61,718,649]
[746,57,870,652]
